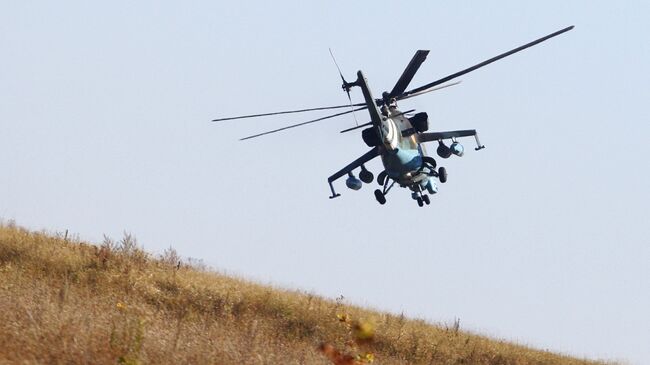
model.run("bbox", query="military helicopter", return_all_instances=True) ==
[213,26,574,206]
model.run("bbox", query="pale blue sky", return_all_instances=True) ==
[1,1,648,363]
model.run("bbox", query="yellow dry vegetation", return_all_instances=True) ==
[0,222,610,365]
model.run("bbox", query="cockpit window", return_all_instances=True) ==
[400,134,418,150]
[393,115,418,150]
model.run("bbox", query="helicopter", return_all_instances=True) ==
[213,26,574,206]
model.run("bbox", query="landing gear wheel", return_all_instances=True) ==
[438,167,447,183]
[422,195,430,205]
[359,170,374,184]
[416,197,424,207]
[374,189,386,205]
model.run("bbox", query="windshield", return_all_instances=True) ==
[392,115,418,150]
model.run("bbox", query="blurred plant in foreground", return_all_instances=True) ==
[320,311,375,364]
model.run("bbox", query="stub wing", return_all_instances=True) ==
[417,129,476,141]
[327,147,380,198]
[417,130,485,150]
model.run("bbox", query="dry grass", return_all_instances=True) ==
[0,222,609,365]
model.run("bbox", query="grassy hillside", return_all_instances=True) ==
[0,222,607,365]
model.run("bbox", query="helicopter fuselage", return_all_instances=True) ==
[380,111,430,186]
[356,73,437,195]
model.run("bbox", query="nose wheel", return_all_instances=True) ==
[412,187,432,207]
[415,194,431,207]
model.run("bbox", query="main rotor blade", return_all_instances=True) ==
[389,50,430,98]
[212,103,365,122]
[240,106,367,141]
[339,109,416,134]
[400,25,574,98]
[395,81,461,101]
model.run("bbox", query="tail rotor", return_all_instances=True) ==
[329,48,359,126]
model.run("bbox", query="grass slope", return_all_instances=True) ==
[0,223,607,365]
